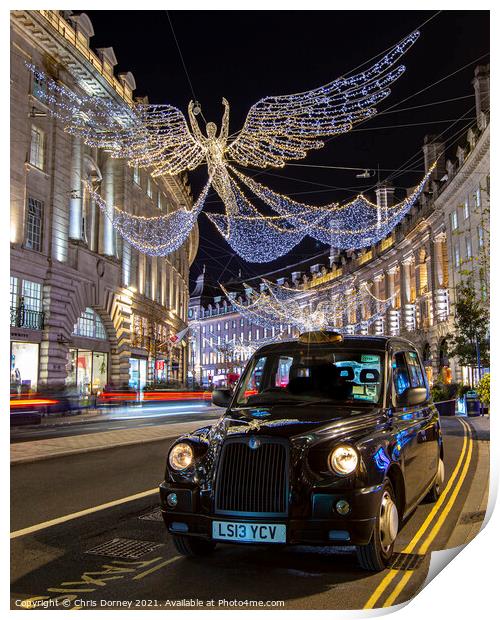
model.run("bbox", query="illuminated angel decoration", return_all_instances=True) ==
[26,31,425,261]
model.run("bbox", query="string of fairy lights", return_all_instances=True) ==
[86,179,211,256]
[220,277,394,335]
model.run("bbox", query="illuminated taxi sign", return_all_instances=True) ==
[298,331,343,344]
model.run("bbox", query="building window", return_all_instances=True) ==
[32,72,47,101]
[232,320,236,329]
[465,236,473,260]
[22,280,42,311]
[453,243,461,268]
[10,277,43,329]
[450,210,458,231]
[463,198,469,220]
[157,191,162,210]
[133,163,140,185]
[147,177,153,198]
[478,226,485,248]
[10,276,19,311]
[29,125,45,170]
[474,188,481,208]
[240,318,244,327]
[73,307,107,339]
[25,197,43,251]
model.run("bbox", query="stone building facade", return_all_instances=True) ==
[189,66,489,388]
[10,10,198,396]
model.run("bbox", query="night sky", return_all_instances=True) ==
[84,10,489,288]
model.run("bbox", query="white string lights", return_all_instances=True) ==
[25,31,423,261]
[87,179,211,256]
[204,164,434,261]
[26,32,419,176]
[222,278,394,335]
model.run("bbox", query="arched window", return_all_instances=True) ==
[73,307,107,339]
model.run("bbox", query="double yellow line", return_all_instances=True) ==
[364,418,474,609]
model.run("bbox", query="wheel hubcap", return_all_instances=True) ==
[379,490,399,552]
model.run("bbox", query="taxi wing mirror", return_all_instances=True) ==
[212,388,232,408]
[397,386,428,408]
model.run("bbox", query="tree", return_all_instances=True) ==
[448,277,489,384]
[476,373,490,407]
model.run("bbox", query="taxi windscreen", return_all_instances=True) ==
[235,347,383,407]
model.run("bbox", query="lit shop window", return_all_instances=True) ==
[73,307,107,339]
[30,125,45,170]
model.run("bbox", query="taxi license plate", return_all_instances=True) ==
[212,521,286,543]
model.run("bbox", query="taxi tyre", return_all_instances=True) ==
[172,533,217,557]
[426,457,445,503]
[356,479,398,571]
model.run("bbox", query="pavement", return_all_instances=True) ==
[10,414,490,610]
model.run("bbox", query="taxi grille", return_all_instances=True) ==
[215,438,289,516]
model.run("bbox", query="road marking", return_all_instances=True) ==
[10,488,158,539]
[381,421,474,607]
[132,555,181,580]
[364,418,471,609]
[417,423,474,555]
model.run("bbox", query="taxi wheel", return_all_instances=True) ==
[172,534,217,556]
[426,457,445,502]
[356,480,398,571]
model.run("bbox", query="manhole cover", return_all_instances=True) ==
[138,508,164,522]
[460,510,486,525]
[85,538,163,559]
[390,553,425,570]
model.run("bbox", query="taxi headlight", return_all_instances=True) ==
[329,444,359,476]
[168,442,194,471]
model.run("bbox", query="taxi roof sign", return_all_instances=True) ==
[298,330,344,344]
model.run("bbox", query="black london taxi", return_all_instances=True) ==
[159,332,444,571]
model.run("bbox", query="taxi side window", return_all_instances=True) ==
[405,351,426,388]
[392,352,410,397]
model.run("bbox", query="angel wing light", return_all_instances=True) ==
[26,30,422,260]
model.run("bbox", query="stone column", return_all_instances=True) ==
[401,256,416,332]
[374,274,385,335]
[433,232,449,322]
[386,266,399,335]
[122,241,131,287]
[101,157,115,257]
[87,195,97,252]
[69,136,83,241]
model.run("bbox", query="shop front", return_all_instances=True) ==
[10,338,40,393]
[66,349,108,396]
[129,357,147,391]
[66,308,110,396]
